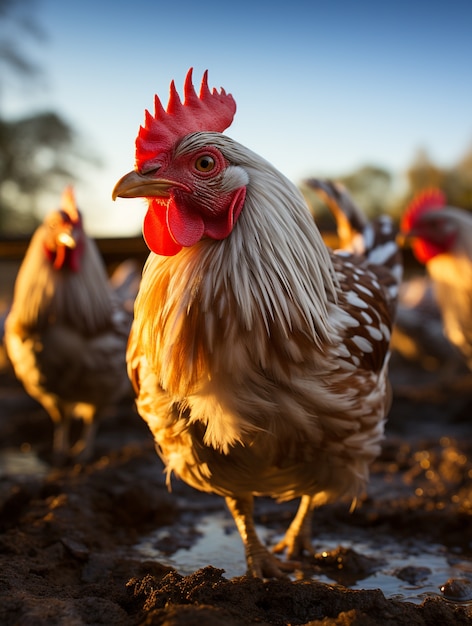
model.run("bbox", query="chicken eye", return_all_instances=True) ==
[195,155,215,172]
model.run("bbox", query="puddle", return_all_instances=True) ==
[313,534,472,604]
[134,511,472,605]
[0,446,49,478]
[136,511,250,577]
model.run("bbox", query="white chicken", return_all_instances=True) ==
[113,69,402,577]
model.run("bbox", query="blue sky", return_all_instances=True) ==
[5,0,472,235]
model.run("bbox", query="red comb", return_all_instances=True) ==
[60,185,80,224]
[136,68,236,169]
[401,188,446,232]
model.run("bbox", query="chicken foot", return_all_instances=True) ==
[51,405,97,464]
[69,418,98,463]
[225,495,300,578]
[51,417,71,465]
[272,494,315,558]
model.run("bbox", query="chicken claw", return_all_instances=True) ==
[272,495,316,559]
[226,495,300,578]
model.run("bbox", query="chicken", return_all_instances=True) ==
[392,275,457,369]
[112,69,403,578]
[401,189,472,370]
[4,187,132,464]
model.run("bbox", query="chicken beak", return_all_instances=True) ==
[397,230,419,249]
[112,170,174,200]
[53,230,77,270]
[56,232,77,249]
[396,232,407,248]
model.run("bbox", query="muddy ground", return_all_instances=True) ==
[1,337,472,625]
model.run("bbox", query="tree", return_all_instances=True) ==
[448,146,472,211]
[401,147,472,216]
[0,113,86,232]
[405,148,445,196]
[0,0,95,234]
[338,165,392,219]
[0,0,45,92]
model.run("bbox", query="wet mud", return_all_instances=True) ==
[1,346,472,624]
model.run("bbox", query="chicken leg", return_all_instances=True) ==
[225,495,299,578]
[272,494,316,558]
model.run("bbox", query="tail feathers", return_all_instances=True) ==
[305,178,368,253]
[306,177,403,303]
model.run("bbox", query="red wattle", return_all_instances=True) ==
[142,187,247,256]
[167,200,205,247]
[143,203,182,256]
[413,239,442,264]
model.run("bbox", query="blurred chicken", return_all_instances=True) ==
[392,275,456,367]
[4,187,134,463]
[401,189,472,370]
[113,70,402,578]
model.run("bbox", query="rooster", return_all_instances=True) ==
[4,187,132,463]
[401,189,472,370]
[113,69,403,578]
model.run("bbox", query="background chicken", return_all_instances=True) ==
[4,187,133,464]
[113,69,403,578]
[401,189,472,371]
